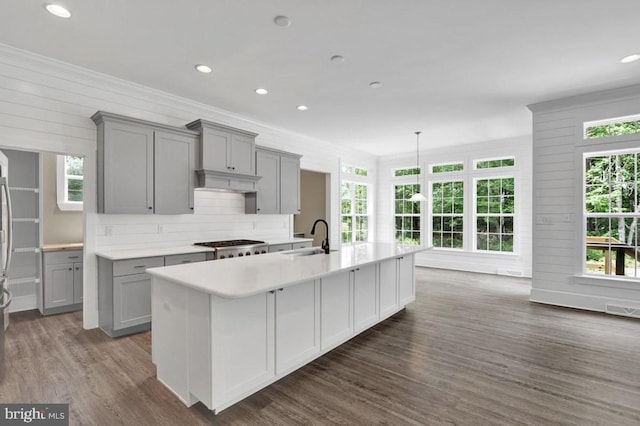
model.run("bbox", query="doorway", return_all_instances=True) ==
[295,170,330,247]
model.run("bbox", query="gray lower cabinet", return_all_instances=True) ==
[98,252,208,337]
[92,111,198,215]
[42,249,83,315]
[246,147,302,214]
[268,241,312,253]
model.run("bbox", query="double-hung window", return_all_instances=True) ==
[56,155,84,211]
[341,164,371,244]
[393,167,421,245]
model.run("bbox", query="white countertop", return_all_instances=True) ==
[146,243,429,298]
[95,245,216,261]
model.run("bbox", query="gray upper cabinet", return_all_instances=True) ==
[186,119,256,175]
[246,147,301,214]
[92,112,198,215]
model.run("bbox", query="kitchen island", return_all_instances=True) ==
[147,242,428,413]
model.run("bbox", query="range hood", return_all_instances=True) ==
[195,169,261,193]
[186,119,261,193]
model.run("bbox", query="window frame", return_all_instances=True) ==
[392,165,424,246]
[429,178,465,251]
[473,174,516,254]
[56,154,83,211]
[341,181,371,245]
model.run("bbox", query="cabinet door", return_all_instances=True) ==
[354,263,378,333]
[211,292,275,408]
[275,280,320,374]
[379,259,399,319]
[255,150,280,214]
[154,131,197,214]
[280,155,300,214]
[103,121,154,214]
[320,271,353,350]
[202,128,230,172]
[44,263,74,309]
[229,134,255,175]
[398,255,415,306]
[73,263,83,304]
[113,273,151,330]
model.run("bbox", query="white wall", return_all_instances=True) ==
[0,44,376,329]
[529,84,640,312]
[377,136,533,277]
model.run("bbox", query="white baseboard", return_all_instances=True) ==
[8,294,37,313]
[530,288,640,314]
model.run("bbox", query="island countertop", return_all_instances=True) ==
[147,242,428,298]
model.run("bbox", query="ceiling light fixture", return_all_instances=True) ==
[369,81,383,89]
[255,88,268,95]
[195,64,212,73]
[296,105,308,111]
[620,54,640,64]
[274,15,291,27]
[409,131,427,202]
[331,55,345,63]
[45,3,71,18]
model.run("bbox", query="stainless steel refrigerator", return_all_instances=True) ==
[0,150,13,381]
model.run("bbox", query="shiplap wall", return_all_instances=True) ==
[529,84,640,312]
[0,44,376,329]
[377,136,533,277]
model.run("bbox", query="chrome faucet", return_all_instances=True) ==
[310,219,330,254]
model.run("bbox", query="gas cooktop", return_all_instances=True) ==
[193,239,265,248]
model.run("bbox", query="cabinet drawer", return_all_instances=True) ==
[43,250,83,265]
[113,256,164,277]
[165,252,207,266]
[268,243,293,253]
[292,242,312,250]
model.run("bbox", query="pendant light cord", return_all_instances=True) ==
[415,131,421,188]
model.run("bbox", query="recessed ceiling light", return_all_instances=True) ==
[45,4,71,18]
[620,54,640,64]
[195,64,212,73]
[331,55,345,63]
[369,81,383,89]
[296,105,308,111]
[255,88,268,95]
[274,15,292,27]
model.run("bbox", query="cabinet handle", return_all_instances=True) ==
[67,256,79,259]
[148,207,153,210]
[190,207,194,210]
[232,167,236,170]
[278,288,284,292]
[257,208,261,211]
[269,290,275,294]
[134,265,146,269]
[75,267,80,270]
[181,260,191,264]
[68,267,72,271]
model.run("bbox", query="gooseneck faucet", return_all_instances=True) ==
[310,219,330,254]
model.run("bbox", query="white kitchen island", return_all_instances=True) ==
[146,242,428,414]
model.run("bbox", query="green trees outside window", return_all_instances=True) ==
[342,182,369,244]
[395,184,421,245]
[431,181,463,249]
[476,177,514,252]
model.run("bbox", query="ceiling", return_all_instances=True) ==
[2,1,640,156]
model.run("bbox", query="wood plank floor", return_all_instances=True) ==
[2,268,640,425]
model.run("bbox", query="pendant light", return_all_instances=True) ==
[409,131,427,202]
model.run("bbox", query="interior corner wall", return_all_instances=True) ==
[376,136,533,277]
[529,83,640,313]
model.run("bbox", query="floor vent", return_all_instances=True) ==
[605,304,640,319]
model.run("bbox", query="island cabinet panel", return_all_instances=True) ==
[211,291,275,409]
[275,280,321,375]
[379,258,399,319]
[353,263,378,333]
[398,255,416,306]
[320,272,353,351]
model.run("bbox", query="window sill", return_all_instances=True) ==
[573,274,640,290]
[57,201,83,212]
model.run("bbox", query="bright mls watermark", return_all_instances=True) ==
[1,404,68,425]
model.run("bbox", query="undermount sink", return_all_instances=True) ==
[285,248,337,256]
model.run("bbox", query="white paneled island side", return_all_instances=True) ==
[146,243,428,413]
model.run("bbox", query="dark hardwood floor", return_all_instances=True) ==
[2,268,640,425]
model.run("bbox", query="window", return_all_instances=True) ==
[475,157,515,169]
[394,167,420,177]
[584,150,640,278]
[56,155,84,211]
[475,177,514,252]
[432,162,464,174]
[431,181,464,249]
[585,115,640,139]
[394,183,421,245]
[341,182,369,244]
[342,164,368,176]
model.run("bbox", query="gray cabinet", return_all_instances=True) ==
[98,252,208,337]
[186,120,256,176]
[92,112,198,215]
[267,241,312,253]
[42,249,83,315]
[246,147,302,214]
